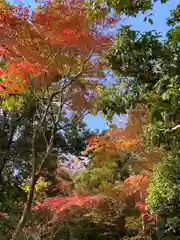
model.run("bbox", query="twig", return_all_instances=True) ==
[165,124,180,133]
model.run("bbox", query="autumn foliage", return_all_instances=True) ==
[85,105,147,152]
[0,0,114,96]
[30,106,162,229]
[33,195,99,213]
[136,202,157,225]
[85,105,164,175]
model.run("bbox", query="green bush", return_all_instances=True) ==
[147,154,180,214]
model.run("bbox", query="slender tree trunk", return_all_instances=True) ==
[12,83,70,239]
[12,132,37,240]
[12,130,55,240]
[12,173,38,240]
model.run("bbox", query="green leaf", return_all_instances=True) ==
[161,0,169,3]
[148,18,153,24]
[161,91,170,100]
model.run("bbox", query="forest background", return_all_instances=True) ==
[0,0,179,239]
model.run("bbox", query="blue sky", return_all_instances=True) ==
[9,0,179,130]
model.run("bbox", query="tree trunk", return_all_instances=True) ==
[12,174,38,240]
[12,130,54,239]
[12,131,37,240]
[12,89,65,239]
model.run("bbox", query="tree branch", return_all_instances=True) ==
[165,124,180,133]
[12,70,85,239]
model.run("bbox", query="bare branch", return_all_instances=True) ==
[165,124,180,133]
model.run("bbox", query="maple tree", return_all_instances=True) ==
[0,1,117,239]
[30,174,153,239]
[13,105,159,239]
[84,104,163,172]
[0,0,114,96]
[72,104,165,239]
